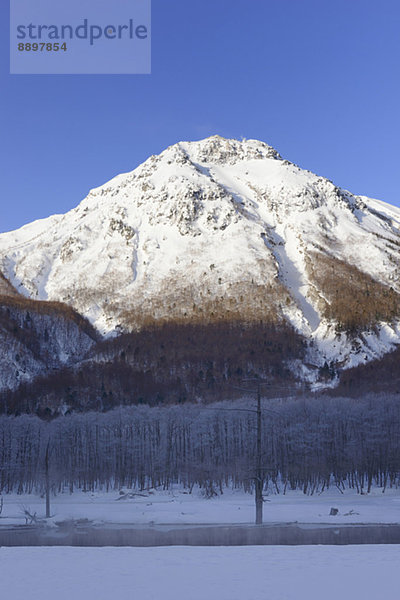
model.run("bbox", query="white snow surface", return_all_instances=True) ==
[1,135,400,372]
[0,545,398,600]
[1,486,400,526]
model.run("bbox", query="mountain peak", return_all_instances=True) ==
[178,135,282,165]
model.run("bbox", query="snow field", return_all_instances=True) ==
[0,545,399,600]
[1,486,400,526]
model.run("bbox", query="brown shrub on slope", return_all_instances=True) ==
[0,272,19,297]
[307,251,400,333]
[0,295,99,341]
[114,278,292,330]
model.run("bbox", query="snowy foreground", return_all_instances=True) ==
[1,545,399,600]
[2,488,399,599]
[1,486,400,526]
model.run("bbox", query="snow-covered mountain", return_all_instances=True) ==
[1,135,400,387]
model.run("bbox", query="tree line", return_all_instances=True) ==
[1,321,305,414]
[0,394,399,497]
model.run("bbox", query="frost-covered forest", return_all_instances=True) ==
[1,394,399,496]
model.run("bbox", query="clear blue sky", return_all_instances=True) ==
[1,0,400,233]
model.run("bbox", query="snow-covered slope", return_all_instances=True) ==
[1,135,400,378]
[0,295,98,391]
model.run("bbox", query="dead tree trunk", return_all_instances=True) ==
[45,440,50,518]
[255,386,263,525]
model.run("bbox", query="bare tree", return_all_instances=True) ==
[44,439,51,518]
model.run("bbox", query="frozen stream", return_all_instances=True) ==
[1,521,400,546]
